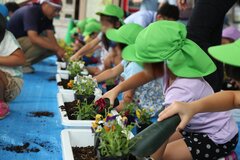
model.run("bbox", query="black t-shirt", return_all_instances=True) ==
[8,4,54,39]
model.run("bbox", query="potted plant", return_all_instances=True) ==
[73,100,97,120]
[135,108,153,133]
[67,61,85,79]
[73,75,98,104]
[95,98,119,116]
[120,102,138,126]
[105,79,118,92]
[92,114,136,160]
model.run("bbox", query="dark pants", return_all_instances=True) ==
[187,0,237,92]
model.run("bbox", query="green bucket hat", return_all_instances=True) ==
[122,21,216,78]
[70,27,78,35]
[208,40,240,67]
[106,23,144,45]
[96,4,124,21]
[86,18,97,24]
[77,20,87,32]
[83,22,101,37]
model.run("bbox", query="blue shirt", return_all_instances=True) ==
[8,4,53,39]
[124,11,156,28]
[140,0,159,11]
[121,60,164,114]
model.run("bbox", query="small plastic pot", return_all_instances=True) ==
[106,85,116,92]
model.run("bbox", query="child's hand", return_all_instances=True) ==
[102,89,119,106]
[70,54,81,61]
[158,101,195,131]
[56,47,65,59]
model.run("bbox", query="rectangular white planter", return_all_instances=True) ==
[56,74,75,94]
[57,92,94,129]
[61,129,148,160]
[61,129,95,160]
[56,61,67,69]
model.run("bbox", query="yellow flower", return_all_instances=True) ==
[92,122,98,129]
[95,114,103,122]
[136,109,141,119]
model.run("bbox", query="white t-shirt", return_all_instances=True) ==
[124,11,156,28]
[0,30,23,77]
[158,0,177,5]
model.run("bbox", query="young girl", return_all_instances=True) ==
[0,14,25,119]
[70,4,124,75]
[94,23,163,113]
[158,39,240,131]
[102,21,238,160]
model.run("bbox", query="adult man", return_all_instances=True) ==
[124,3,179,27]
[8,0,65,73]
[178,0,237,92]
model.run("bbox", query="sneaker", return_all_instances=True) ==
[22,66,35,74]
[0,101,10,119]
[224,151,238,160]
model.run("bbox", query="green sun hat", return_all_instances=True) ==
[86,18,98,24]
[96,4,124,22]
[106,23,144,45]
[77,20,87,32]
[70,27,78,35]
[83,22,101,37]
[208,40,240,67]
[122,21,216,78]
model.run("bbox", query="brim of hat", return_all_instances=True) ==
[96,11,124,24]
[106,29,127,44]
[208,42,240,67]
[45,1,62,8]
[122,45,141,62]
[123,40,216,78]
[83,31,91,37]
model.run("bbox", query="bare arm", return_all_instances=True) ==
[94,63,124,83]
[0,49,25,66]
[158,91,240,130]
[102,70,154,104]
[27,30,65,58]
[70,37,101,60]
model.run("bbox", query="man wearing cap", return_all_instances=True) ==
[8,0,65,73]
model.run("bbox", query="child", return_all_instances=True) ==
[82,21,102,65]
[158,39,240,130]
[94,23,163,113]
[102,21,238,160]
[0,14,25,119]
[221,26,240,90]
[222,26,240,44]
[70,4,124,75]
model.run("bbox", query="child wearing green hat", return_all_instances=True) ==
[94,23,163,114]
[82,21,101,65]
[70,4,124,75]
[102,21,238,160]
[158,39,240,159]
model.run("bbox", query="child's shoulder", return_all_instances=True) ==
[0,30,21,55]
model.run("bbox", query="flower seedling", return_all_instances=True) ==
[67,61,85,78]
[72,100,96,120]
[92,114,136,158]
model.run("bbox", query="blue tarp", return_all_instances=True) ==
[0,57,62,160]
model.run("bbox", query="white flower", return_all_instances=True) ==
[94,88,102,101]
[79,63,84,69]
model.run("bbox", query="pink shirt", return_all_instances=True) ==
[163,76,238,144]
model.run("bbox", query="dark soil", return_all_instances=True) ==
[28,111,54,117]
[32,139,54,152]
[60,100,78,120]
[57,78,70,89]
[3,143,40,153]
[72,146,97,160]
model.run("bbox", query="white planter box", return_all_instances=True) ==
[57,92,93,129]
[56,74,74,94]
[61,129,95,160]
[61,129,148,160]
[56,61,67,69]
